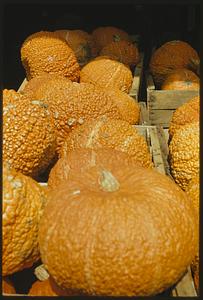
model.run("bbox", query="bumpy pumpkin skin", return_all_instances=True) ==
[3,95,57,178]
[80,57,133,93]
[2,164,47,276]
[21,31,80,81]
[100,40,140,68]
[92,26,130,52]
[168,96,199,139]
[60,117,153,169]
[39,165,197,296]
[161,68,200,90]
[54,29,95,65]
[2,277,16,294]
[169,122,199,190]
[104,88,140,124]
[48,148,144,190]
[149,40,199,88]
[185,174,199,295]
[3,89,25,106]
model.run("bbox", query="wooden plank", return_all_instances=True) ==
[138,101,150,125]
[171,267,197,297]
[129,53,144,100]
[149,109,174,128]
[18,78,28,92]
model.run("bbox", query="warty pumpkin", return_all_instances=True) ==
[168,96,199,139]
[54,29,96,65]
[168,122,199,190]
[2,277,16,295]
[60,117,153,169]
[21,31,80,81]
[161,68,200,90]
[2,164,47,276]
[48,148,143,190]
[185,174,199,295]
[149,40,199,88]
[80,56,133,93]
[3,89,24,105]
[92,26,130,52]
[3,93,57,178]
[100,40,140,68]
[39,164,197,296]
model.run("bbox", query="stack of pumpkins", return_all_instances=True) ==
[2,27,198,296]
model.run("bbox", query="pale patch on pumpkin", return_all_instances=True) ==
[86,118,106,147]
[99,169,120,192]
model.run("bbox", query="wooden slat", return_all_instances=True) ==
[129,53,144,100]
[149,109,174,128]
[17,78,28,92]
[138,101,150,125]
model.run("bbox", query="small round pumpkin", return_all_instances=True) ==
[100,40,140,68]
[161,68,200,90]
[168,96,199,139]
[80,56,133,93]
[149,40,199,88]
[2,164,47,276]
[60,117,153,169]
[92,26,130,52]
[3,93,57,178]
[2,277,16,295]
[39,164,197,296]
[168,122,199,190]
[55,29,96,65]
[48,148,144,190]
[21,31,80,81]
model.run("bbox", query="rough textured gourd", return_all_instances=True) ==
[149,40,199,88]
[48,148,144,190]
[3,89,25,105]
[100,40,140,68]
[80,57,133,93]
[2,164,47,276]
[168,122,199,190]
[21,31,80,81]
[92,26,130,52]
[3,93,57,178]
[168,96,199,138]
[161,68,200,90]
[60,117,153,169]
[55,29,97,65]
[39,165,197,296]
[185,174,199,294]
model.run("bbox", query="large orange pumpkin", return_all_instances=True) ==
[3,92,57,178]
[60,117,153,169]
[149,40,199,88]
[21,31,80,81]
[39,164,197,296]
[100,40,140,68]
[80,56,133,93]
[161,68,200,90]
[2,277,16,295]
[2,164,47,276]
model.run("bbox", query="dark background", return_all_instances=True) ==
[2,2,200,90]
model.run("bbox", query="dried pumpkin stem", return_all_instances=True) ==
[99,170,120,192]
[34,264,49,281]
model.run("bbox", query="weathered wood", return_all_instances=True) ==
[149,109,174,127]
[138,101,150,125]
[129,53,144,100]
[17,78,28,92]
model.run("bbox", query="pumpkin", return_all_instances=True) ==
[80,57,133,93]
[21,73,71,97]
[100,40,140,68]
[168,122,199,190]
[2,164,47,276]
[39,164,197,296]
[48,148,144,190]
[2,277,16,294]
[161,68,200,90]
[3,93,57,178]
[104,87,140,124]
[168,96,199,139]
[3,89,25,105]
[21,31,80,81]
[25,81,123,152]
[149,40,199,88]
[55,29,97,65]
[60,117,153,169]
[92,26,130,52]
[185,175,199,294]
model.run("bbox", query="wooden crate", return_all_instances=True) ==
[146,72,199,128]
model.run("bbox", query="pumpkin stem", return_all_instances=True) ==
[34,264,49,281]
[99,170,120,192]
